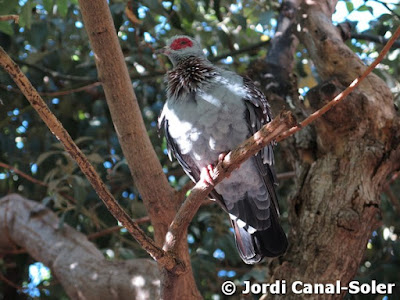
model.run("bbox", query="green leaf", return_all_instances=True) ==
[57,0,68,17]
[19,0,32,30]
[345,1,354,13]
[357,5,373,14]
[0,0,18,15]
[0,22,13,35]
[74,136,94,145]
[43,0,54,14]
[87,153,104,164]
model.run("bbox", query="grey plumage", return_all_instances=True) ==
[159,35,288,264]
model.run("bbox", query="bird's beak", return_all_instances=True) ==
[155,46,170,55]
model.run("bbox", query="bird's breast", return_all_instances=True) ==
[166,81,249,170]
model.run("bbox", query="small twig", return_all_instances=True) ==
[40,82,102,96]
[0,15,19,23]
[0,162,47,187]
[277,25,400,142]
[87,216,151,239]
[0,82,102,97]
[277,170,296,180]
[351,33,400,49]
[124,6,142,25]
[210,41,270,62]
[0,161,78,204]
[0,273,23,291]
[387,170,399,186]
[163,111,297,253]
[368,0,400,19]
[13,58,96,82]
[0,47,182,274]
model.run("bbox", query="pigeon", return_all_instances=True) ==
[158,35,288,264]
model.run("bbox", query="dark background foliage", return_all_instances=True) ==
[0,0,399,299]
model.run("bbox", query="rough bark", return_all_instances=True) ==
[248,0,301,114]
[268,1,400,299]
[0,194,160,300]
[77,1,200,298]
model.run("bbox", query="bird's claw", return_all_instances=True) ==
[201,165,215,186]
[218,152,230,178]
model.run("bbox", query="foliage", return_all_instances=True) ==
[0,0,399,299]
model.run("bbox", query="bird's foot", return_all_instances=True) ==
[218,152,228,163]
[200,152,230,186]
[218,152,230,178]
[200,165,215,186]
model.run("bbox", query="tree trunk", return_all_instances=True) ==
[268,2,400,299]
[77,0,201,298]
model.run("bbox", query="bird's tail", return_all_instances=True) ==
[231,206,288,264]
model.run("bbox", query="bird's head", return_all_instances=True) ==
[158,35,206,66]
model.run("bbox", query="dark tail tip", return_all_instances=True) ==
[232,217,288,264]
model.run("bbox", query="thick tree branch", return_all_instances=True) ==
[268,2,400,298]
[277,24,400,141]
[248,0,302,116]
[76,3,203,297]
[0,194,160,300]
[77,0,176,245]
[0,46,181,273]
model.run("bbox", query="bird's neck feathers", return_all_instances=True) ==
[166,56,218,101]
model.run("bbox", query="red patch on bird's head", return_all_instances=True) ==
[170,37,193,50]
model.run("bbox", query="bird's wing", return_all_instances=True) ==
[158,110,227,209]
[159,112,199,182]
[242,76,280,214]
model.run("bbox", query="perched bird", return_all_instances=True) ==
[158,35,288,264]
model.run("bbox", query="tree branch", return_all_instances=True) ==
[13,58,96,82]
[0,15,19,23]
[0,194,160,300]
[0,82,102,97]
[210,41,270,62]
[0,46,181,273]
[351,33,400,49]
[278,24,400,141]
[77,0,176,246]
[368,0,400,19]
[0,162,47,187]
[268,2,400,297]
